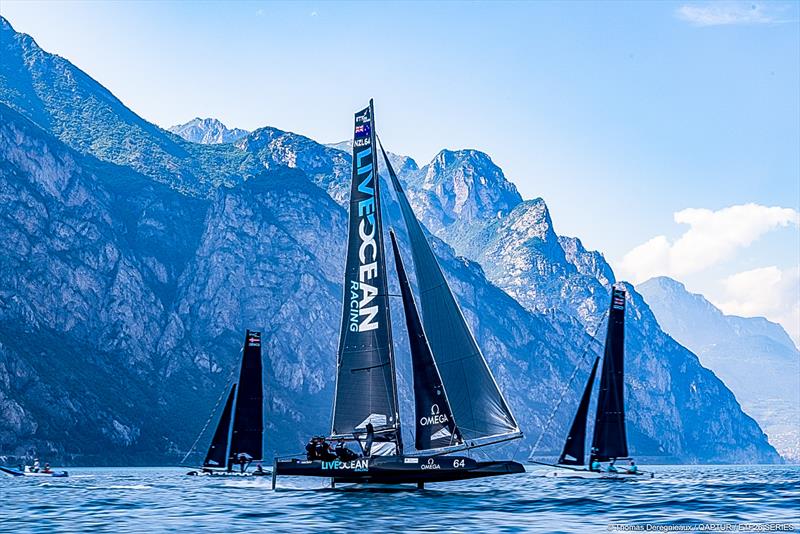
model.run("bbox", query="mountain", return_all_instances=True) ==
[0,16,780,465]
[168,118,249,145]
[638,276,800,461]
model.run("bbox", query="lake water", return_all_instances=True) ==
[0,465,797,533]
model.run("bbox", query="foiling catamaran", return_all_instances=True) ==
[272,101,525,489]
[186,330,267,477]
[539,287,651,479]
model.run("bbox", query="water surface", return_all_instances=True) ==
[1,465,797,532]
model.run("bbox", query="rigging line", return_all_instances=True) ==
[179,346,242,466]
[527,308,610,460]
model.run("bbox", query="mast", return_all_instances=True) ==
[389,230,461,451]
[558,356,599,466]
[331,101,401,455]
[590,288,628,463]
[379,141,521,449]
[203,383,237,469]
[228,330,264,468]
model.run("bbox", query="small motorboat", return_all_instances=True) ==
[0,465,69,478]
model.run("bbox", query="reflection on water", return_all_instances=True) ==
[0,465,797,533]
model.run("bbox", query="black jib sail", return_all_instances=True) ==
[379,143,520,447]
[203,383,237,469]
[389,230,461,451]
[331,101,401,453]
[590,288,629,463]
[558,356,600,466]
[228,330,264,466]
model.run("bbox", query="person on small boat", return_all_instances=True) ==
[42,463,52,474]
[235,453,252,473]
[627,460,638,474]
[255,462,264,475]
[316,438,336,461]
[607,459,618,473]
[305,437,320,460]
[33,458,40,473]
[335,439,358,462]
[364,423,374,457]
[590,459,601,472]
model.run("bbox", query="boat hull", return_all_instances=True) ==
[186,469,270,477]
[274,455,525,486]
[543,464,652,479]
[0,466,68,478]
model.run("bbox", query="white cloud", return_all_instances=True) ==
[677,2,783,26]
[618,203,799,284]
[714,266,800,345]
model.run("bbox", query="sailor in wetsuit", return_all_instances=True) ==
[627,460,638,474]
[590,459,601,472]
[607,459,618,473]
[335,439,357,462]
[316,438,337,461]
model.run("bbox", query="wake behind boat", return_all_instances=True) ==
[534,287,652,479]
[185,330,269,477]
[273,101,524,489]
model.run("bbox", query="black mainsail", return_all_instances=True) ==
[389,230,460,451]
[203,383,237,469]
[331,101,401,454]
[590,288,628,463]
[228,330,264,465]
[558,356,599,466]
[379,144,520,447]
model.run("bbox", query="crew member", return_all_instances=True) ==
[335,439,357,461]
[627,460,638,474]
[607,459,618,473]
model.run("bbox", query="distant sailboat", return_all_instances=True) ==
[273,101,524,489]
[545,288,650,478]
[186,330,267,476]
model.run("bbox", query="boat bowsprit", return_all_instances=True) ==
[0,465,69,478]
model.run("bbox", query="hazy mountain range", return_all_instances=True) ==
[638,277,800,461]
[0,16,781,465]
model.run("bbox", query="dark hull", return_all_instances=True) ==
[274,455,524,486]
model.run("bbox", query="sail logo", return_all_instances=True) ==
[348,143,380,334]
[321,459,369,472]
[419,404,449,426]
[420,458,440,470]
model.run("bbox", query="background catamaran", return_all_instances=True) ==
[186,330,267,476]
[537,288,651,479]
[273,101,525,489]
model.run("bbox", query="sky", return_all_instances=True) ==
[2,0,799,342]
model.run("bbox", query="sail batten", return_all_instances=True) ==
[590,288,629,463]
[331,102,401,452]
[558,356,600,466]
[379,142,520,444]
